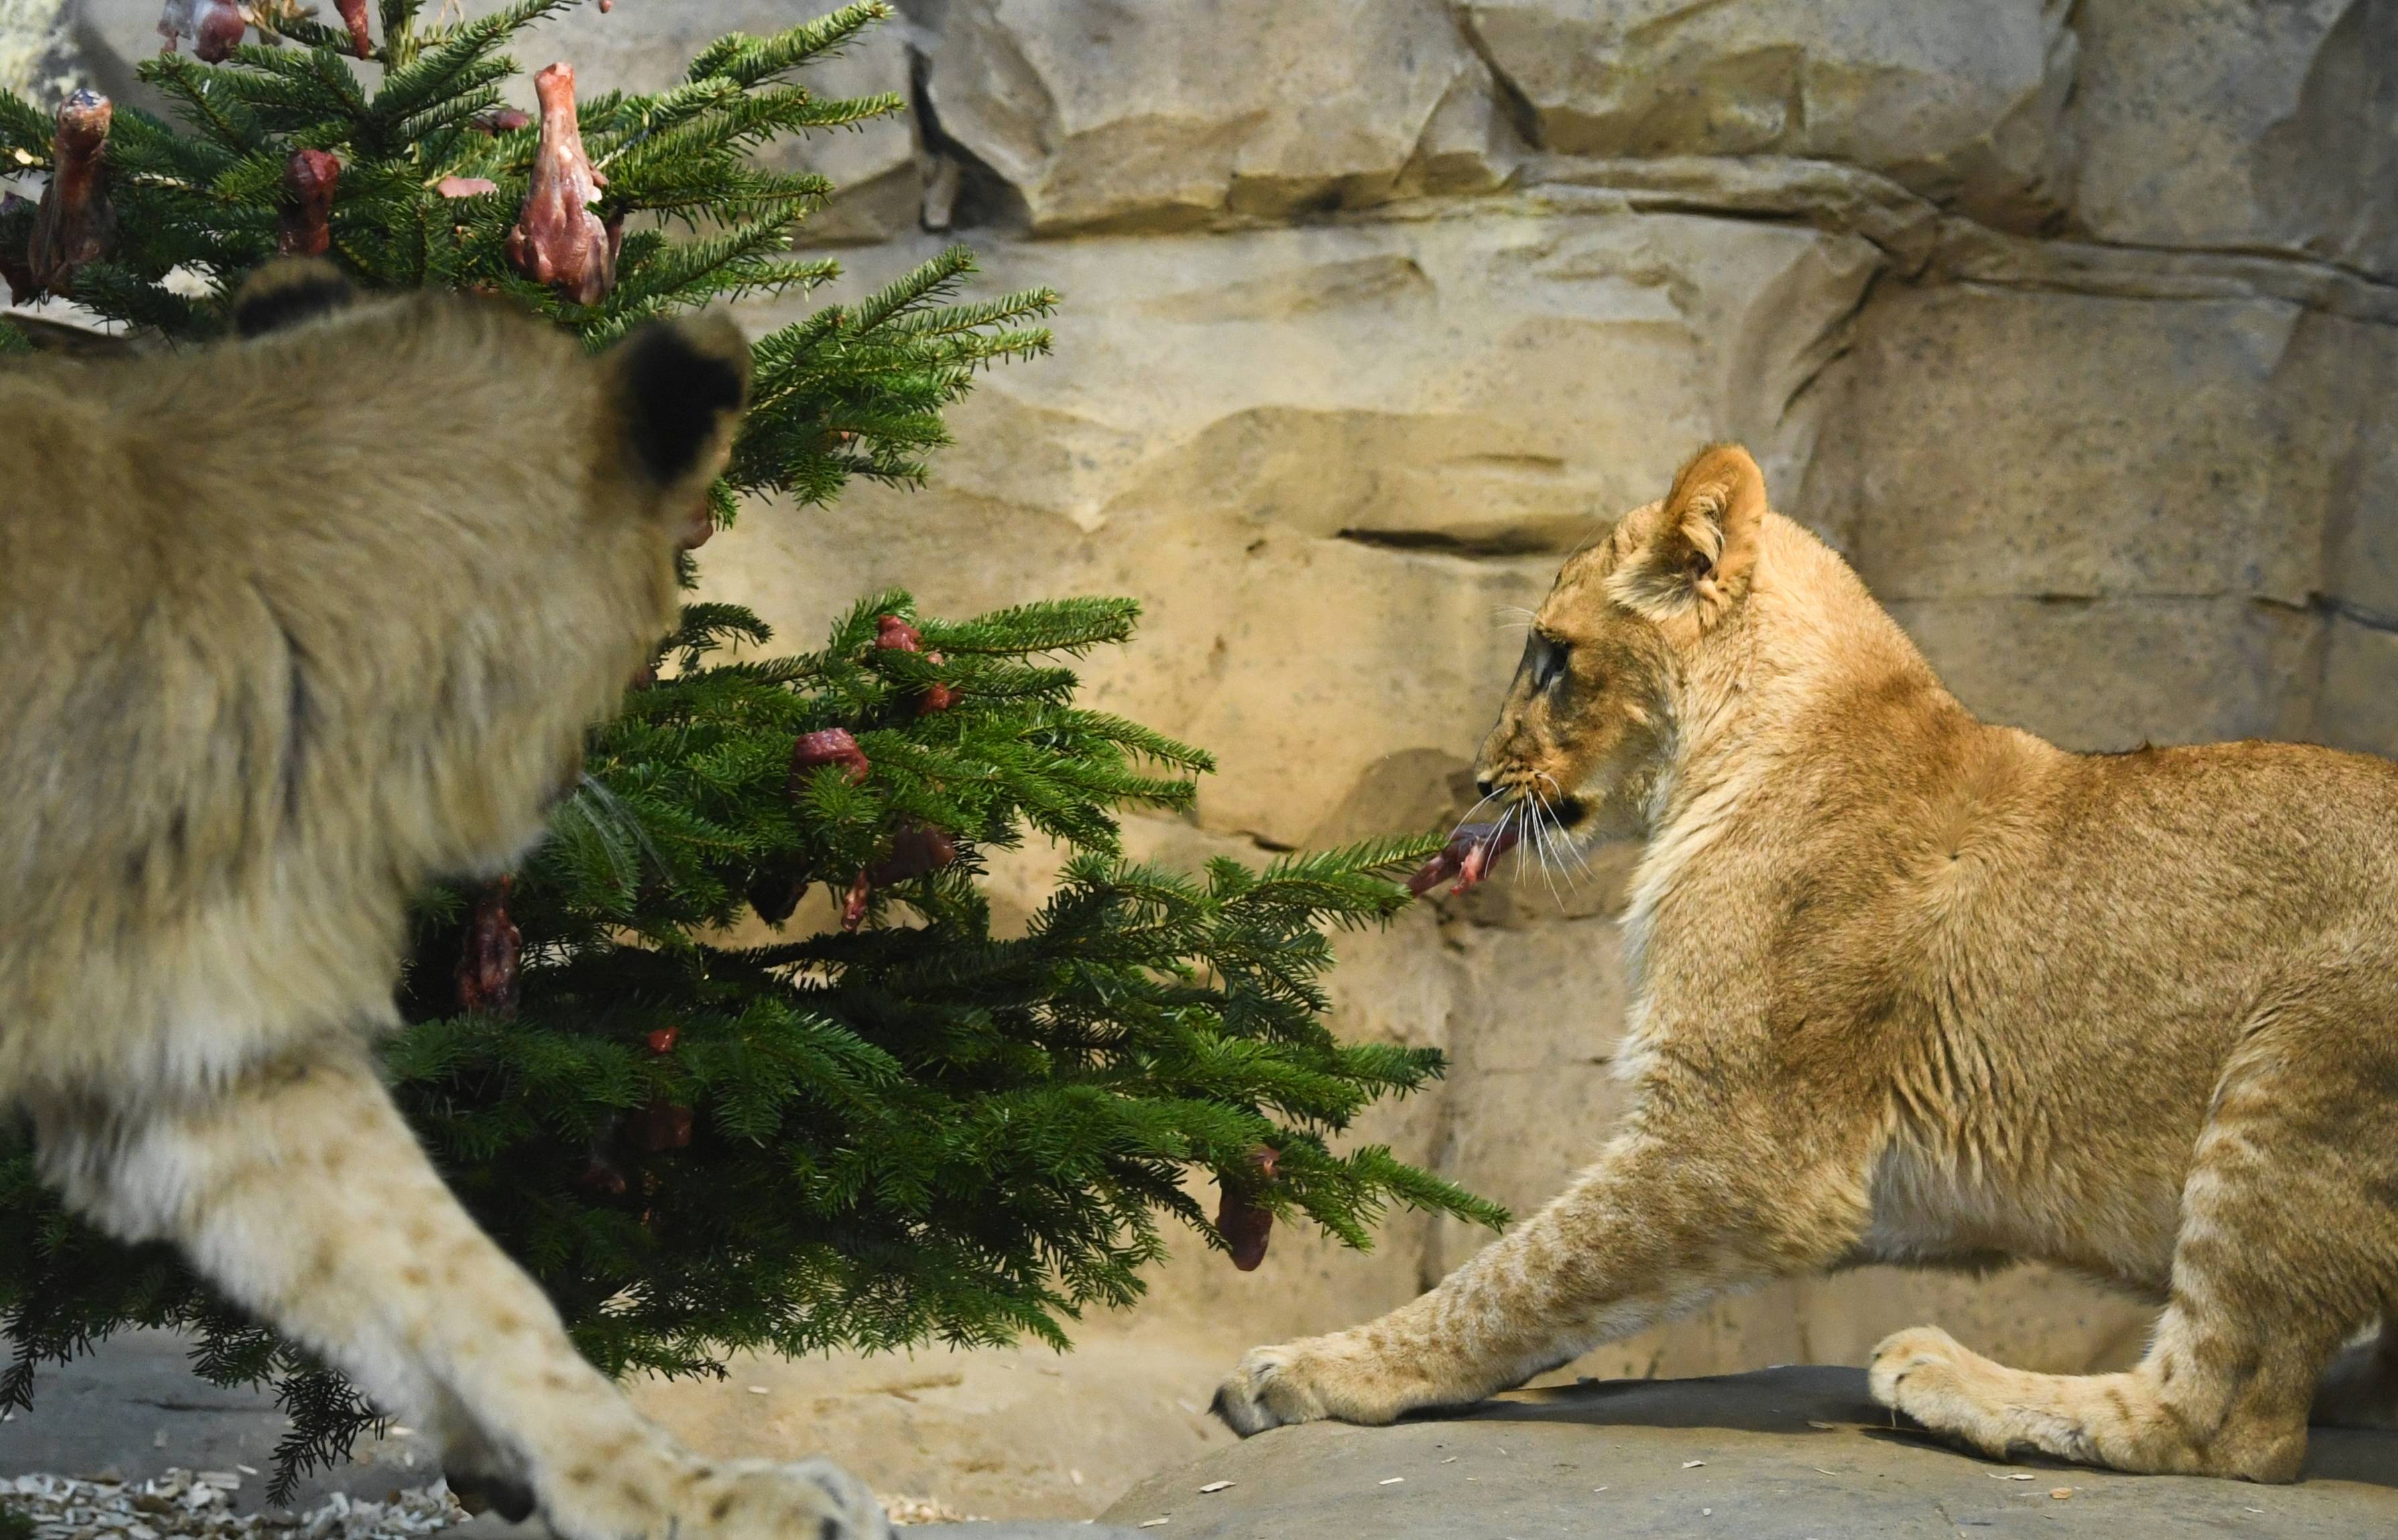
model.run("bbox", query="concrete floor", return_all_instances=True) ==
[1106,1366,2398,1539]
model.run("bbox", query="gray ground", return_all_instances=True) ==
[1103,1366,2398,1538]
[0,1330,1133,1537]
[17,1335,2396,1537]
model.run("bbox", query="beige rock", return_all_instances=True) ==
[2322,322,2398,621]
[1797,284,2359,609]
[627,1324,1240,1521]
[2316,615,2398,760]
[711,210,1882,847]
[908,0,1509,232]
[1459,0,2077,226]
[2067,0,2398,280]
[1883,595,2323,753]
[1795,282,2398,753]
[1413,912,1628,1285]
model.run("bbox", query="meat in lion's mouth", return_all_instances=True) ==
[1407,820,1522,896]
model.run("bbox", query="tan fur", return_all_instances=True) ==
[1213,443,2398,1483]
[0,268,889,1539]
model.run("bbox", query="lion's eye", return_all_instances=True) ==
[1530,633,1567,691]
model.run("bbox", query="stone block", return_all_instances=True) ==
[1881,595,2323,752]
[1415,913,1630,1283]
[906,0,1508,232]
[2067,0,2398,281]
[1459,0,2076,225]
[2315,613,2398,758]
[1799,284,2354,610]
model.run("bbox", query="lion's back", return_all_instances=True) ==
[0,304,603,1100]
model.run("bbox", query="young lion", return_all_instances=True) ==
[0,265,889,1540]
[1213,444,2398,1482]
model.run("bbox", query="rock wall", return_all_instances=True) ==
[18,0,2398,1503]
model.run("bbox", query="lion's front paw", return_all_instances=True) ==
[1211,1336,1420,1437]
[1870,1325,2024,1461]
[1871,1324,1991,1443]
[1868,1325,1967,1417]
[1211,1342,1326,1437]
[692,1459,892,1540]
[545,1454,892,1540]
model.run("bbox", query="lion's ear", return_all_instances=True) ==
[1608,442,1766,626]
[605,313,752,493]
[232,259,356,338]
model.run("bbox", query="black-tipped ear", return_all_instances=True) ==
[611,314,752,485]
[233,259,356,339]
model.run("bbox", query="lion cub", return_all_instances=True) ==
[1214,444,2398,1482]
[0,265,888,1540]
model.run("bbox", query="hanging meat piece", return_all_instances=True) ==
[277,148,340,257]
[156,0,247,61]
[454,877,522,1016]
[25,91,115,300]
[788,728,871,792]
[333,0,373,58]
[866,821,957,886]
[505,62,617,305]
[1217,1145,1281,1271]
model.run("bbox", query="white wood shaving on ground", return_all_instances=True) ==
[876,1494,984,1527]
[3,1470,466,1540]
[1,1471,977,1535]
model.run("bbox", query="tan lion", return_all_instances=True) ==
[1214,443,2398,1482]
[0,265,890,1540]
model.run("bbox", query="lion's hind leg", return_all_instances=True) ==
[1872,1006,2398,1482]
[34,1046,890,1540]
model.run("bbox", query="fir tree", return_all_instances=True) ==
[0,0,1504,1496]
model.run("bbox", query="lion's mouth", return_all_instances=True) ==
[1407,792,1588,898]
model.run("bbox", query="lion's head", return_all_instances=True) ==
[1473,444,1768,849]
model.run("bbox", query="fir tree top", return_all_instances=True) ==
[0,0,1048,517]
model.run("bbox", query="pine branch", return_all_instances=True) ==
[684,3,894,88]
[0,91,54,164]
[139,54,270,151]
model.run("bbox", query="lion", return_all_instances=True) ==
[1213,443,2398,1482]
[0,263,890,1540]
